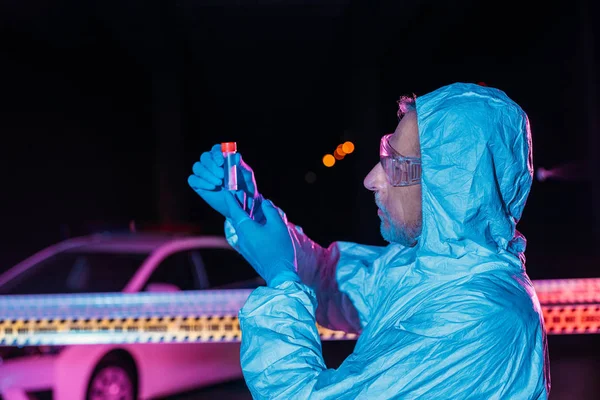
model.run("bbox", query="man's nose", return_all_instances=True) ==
[363,163,386,191]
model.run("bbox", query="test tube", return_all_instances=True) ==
[221,142,238,191]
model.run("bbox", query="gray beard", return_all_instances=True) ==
[380,218,421,247]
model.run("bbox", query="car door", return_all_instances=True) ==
[132,249,244,398]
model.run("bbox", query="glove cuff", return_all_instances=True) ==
[267,269,300,288]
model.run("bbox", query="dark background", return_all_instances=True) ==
[1,0,598,275]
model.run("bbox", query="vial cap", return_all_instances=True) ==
[221,142,237,153]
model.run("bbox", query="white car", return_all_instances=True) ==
[0,232,263,400]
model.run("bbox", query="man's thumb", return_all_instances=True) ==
[261,199,285,224]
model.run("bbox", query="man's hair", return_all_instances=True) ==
[397,94,416,119]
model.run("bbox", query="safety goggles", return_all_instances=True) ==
[380,133,422,186]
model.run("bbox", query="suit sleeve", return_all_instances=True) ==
[239,281,549,400]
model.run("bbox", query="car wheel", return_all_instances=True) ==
[86,354,137,400]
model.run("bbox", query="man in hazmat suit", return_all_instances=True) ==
[188,82,551,399]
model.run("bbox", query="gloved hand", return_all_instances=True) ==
[224,191,300,288]
[187,144,263,222]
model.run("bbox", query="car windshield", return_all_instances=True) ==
[0,251,149,294]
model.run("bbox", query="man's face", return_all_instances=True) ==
[363,110,423,246]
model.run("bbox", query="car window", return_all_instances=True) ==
[198,248,259,288]
[143,250,201,291]
[0,252,148,294]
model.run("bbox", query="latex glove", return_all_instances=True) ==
[224,191,300,288]
[187,144,264,221]
[225,198,289,250]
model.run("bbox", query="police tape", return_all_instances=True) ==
[543,304,600,335]
[1,305,598,346]
[0,289,358,346]
[0,279,598,346]
[533,278,600,304]
[0,315,358,346]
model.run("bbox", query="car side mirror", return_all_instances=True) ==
[145,282,181,292]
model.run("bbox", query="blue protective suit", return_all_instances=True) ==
[232,83,551,399]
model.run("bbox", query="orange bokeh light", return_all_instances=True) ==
[342,141,355,154]
[322,154,335,167]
